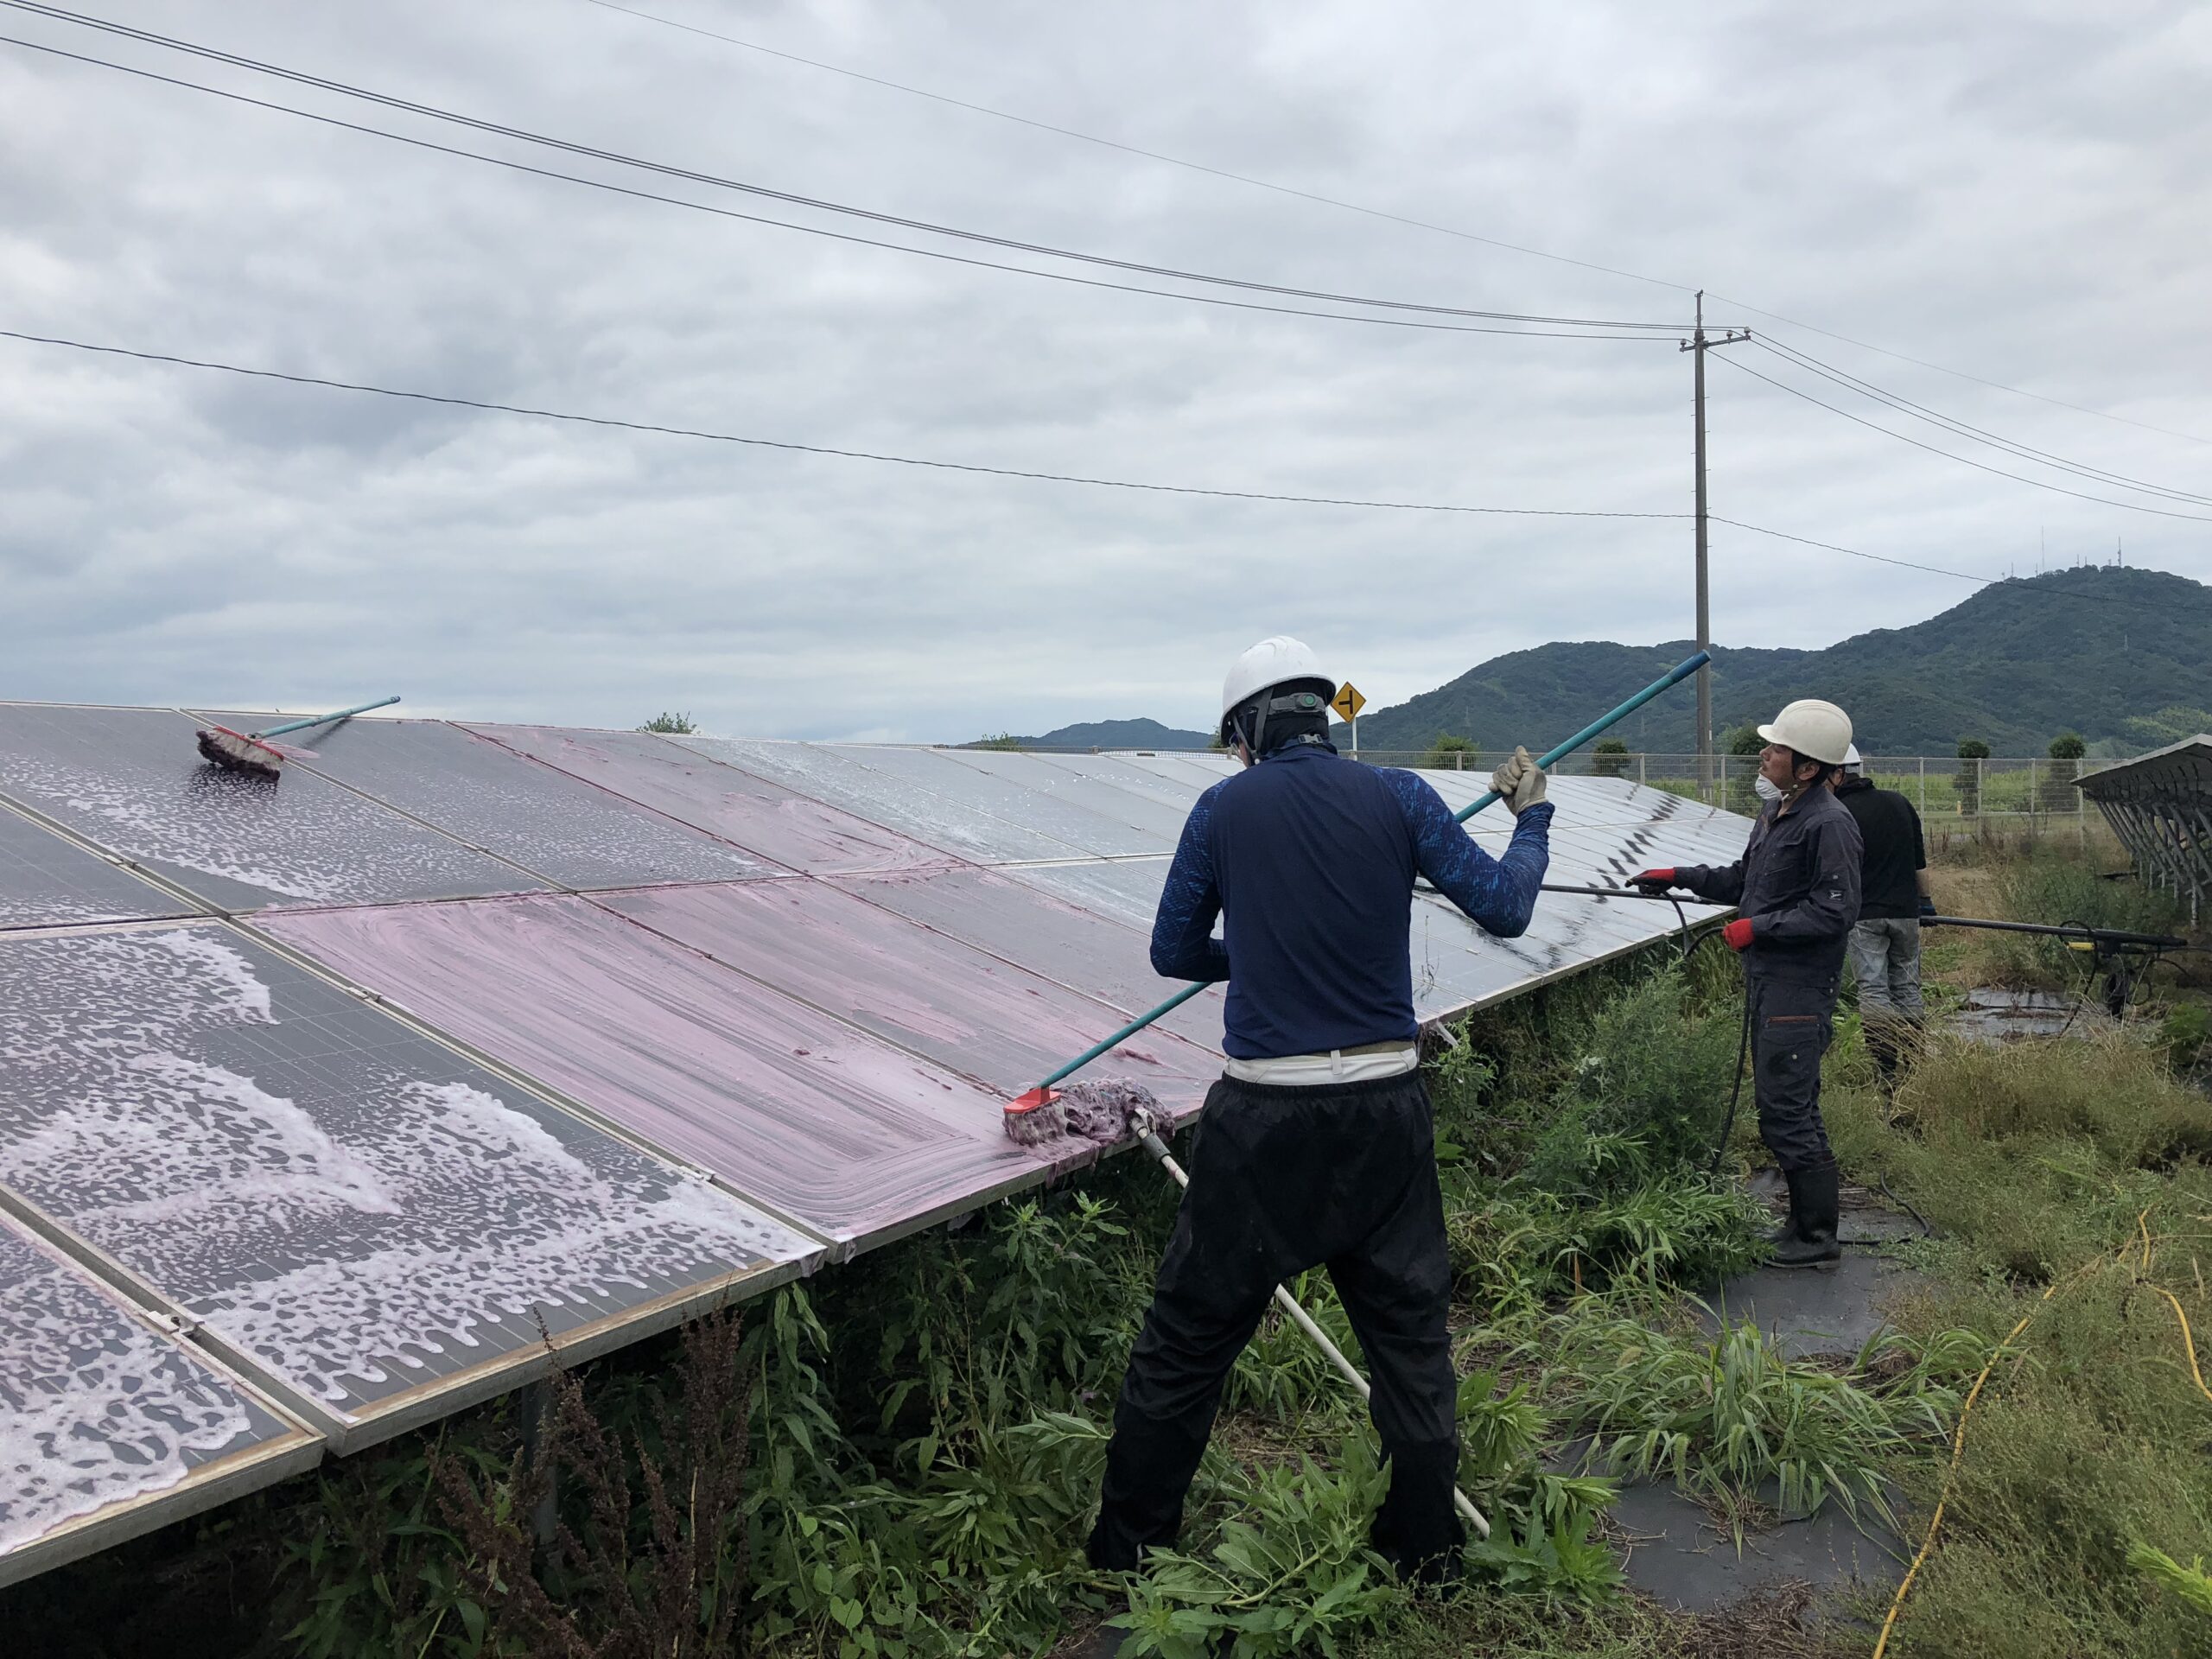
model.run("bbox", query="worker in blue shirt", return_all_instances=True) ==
[1086,637,1553,1584]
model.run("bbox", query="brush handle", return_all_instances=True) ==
[1448,650,1710,824]
[1135,1122,1491,1539]
[1039,981,1210,1090]
[1027,651,1712,1094]
[258,695,402,740]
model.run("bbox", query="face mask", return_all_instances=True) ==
[1753,774,1783,804]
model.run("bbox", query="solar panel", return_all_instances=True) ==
[260,895,1082,1250]
[0,704,545,912]
[0,923,813,1446]
[0,1206,319,1587]
[938,749,1195,844]
[1006,857,1179,932]
[828,863,1224,1048]
[0,802,196,930]
[462,725,945,874]
[833,747,1166,855]
[599,879,1220,1099]
[671,736,1088,864]
[1025,750,1223,816]
[196,714,783,891]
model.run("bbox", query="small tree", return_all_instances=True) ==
[2043,731,2086,811]
[971,732,1025,752]
[639,711,698,734]
[1592,737,1630,779]
[1956,737,1991,817]
[1722,723,1764,812]
[1426,734,1478,771]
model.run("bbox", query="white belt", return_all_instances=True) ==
[1224,1043,1421,1086]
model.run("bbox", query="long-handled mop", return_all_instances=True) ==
[1003,650,1712,1541]
[194,695,402,780]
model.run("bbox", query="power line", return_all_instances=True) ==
[578,0,1689,297]
[0,3,1693,337]
[1710,353,2212,524]
[577,0,2212,449]
[9,327,2190,614]
[0,327,1688,519]
[16,325,2175,608]
[1749,337,2212,508]
[0,35,1667,346]
[1712,518,2178,613]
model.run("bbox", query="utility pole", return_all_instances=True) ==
[1682,292,1749,801]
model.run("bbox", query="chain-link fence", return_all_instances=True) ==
[1335,747,2096,824]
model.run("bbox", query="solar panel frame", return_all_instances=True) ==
[258,894,1116,1256]
[460,724,949,874]
[0,920,818,1450]
[0,702,550,912]
[595,878,1221,1101]
[194,713,787,892]
[0,1200,321,1588]
[0,798,200,931]
[670,735,1090,864]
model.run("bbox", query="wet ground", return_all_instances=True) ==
[1585,1176,1928,1617]
[1950,986,2107,1042]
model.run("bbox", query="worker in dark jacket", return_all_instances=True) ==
[1835,746,1932,1093]
[1631,700,1861,1266]
[1087,636,1552,1584]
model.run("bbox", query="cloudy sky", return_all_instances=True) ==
[2,0,2207,741]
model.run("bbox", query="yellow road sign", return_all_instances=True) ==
[1331,683,1366,722]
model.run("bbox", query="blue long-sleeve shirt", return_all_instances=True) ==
[1150,743,1553,1059]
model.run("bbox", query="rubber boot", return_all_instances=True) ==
[1866,1023,1899,1096]
[1770,1164,1842,1268]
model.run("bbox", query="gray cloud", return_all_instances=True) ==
[1,0,2206,742]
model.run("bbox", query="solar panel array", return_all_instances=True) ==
[0,702,1749,1582]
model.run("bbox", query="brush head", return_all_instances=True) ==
[1001,1079,1162,1147]
[1002,1086,1067,1146]
[195,724,287,779]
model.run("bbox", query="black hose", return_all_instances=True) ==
[1709,983,1752,1175]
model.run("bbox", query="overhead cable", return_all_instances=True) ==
[1749,337,2212,508]
[1711,518,2176,613]
[13,325,2178,608]
[0,35,1666,346]
[1711,353,2212,524]
[0,327,1685,519]
[0,3,1692,335]
[575,0,2212,448]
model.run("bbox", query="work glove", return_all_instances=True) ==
[1491,745,1548,815]
[1721,917,1755,951]
[1627,867,1679,895]
[1918,895,1936,918]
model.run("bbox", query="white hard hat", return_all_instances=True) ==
[1757,699,1853,766]
[1843,743,1864,772]
[1220,636,1334,725]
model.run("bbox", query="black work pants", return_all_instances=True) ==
[1087,1072,1460,1580]
[1750,975,1838,1173]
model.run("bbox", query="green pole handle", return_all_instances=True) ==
[259,695,402,739]
[1027,650,1712,1093]
[1448,650,1710,824]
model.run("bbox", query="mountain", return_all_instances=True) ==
[1351,567,2212,757]
[988,716,1213,751]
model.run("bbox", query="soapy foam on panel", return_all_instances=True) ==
[0,753,526,907]
[0,925,812,1412]
[0,1223,261,1554]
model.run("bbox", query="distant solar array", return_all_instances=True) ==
[0,702,1749,1583]
[2079,735,2212,917]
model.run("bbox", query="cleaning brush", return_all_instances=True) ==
[195,695,402,779]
